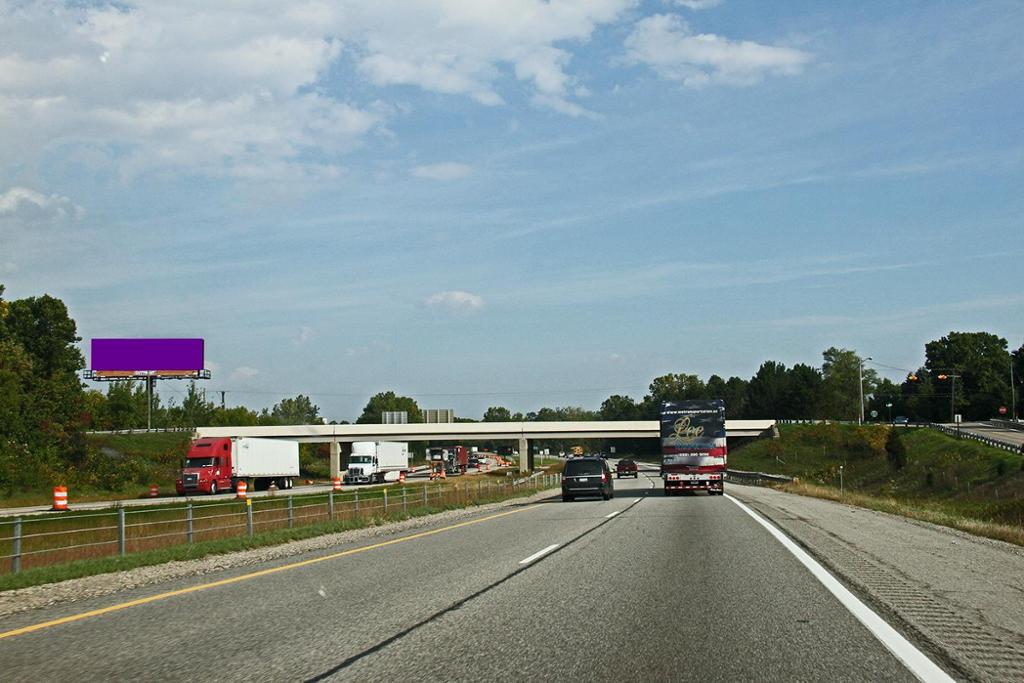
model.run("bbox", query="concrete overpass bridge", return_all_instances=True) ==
[194,420,777,475]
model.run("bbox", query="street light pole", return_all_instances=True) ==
[858,357,873,425]
[1012,358,1017,422]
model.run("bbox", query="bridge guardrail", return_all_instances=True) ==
[726,469,794,486]
[988,419,1024,432]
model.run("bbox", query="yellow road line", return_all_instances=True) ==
[0,504,539,641]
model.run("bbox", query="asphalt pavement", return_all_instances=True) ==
[0,471,939,681]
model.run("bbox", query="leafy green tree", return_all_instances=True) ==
[104,380,149,429]
[782,364,824,419]
[640,373,707,418]
[705,375,750,418]
[0,286,87,488]
[356,391,422,424]
[925,331,1010,420]
[821,347,877,421]
[599,395,639,421]
[268,394,322,425]
[746,361,789,418]
[483,406,512,422]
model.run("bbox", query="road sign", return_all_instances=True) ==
[954,414,962,424]
[999,406,1008,415]
[870,410,878,418]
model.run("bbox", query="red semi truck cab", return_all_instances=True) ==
[660,400,727,496]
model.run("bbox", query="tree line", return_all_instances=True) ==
[2,284,1021,489]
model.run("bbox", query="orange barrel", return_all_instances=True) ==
[52,486,68,511]
[236,480,248,500]
[149,484,159,498]
[333,477,342,491]
[398,471,406,484]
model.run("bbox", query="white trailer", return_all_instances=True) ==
[344,441,409,484]
[233,438,300,479]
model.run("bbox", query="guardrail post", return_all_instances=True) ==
[12,518,22,573]
[383,488,388,513]
[118,507,126,557]
[287,495,294,529]
[246,499,254,538]
[186,504,194,544]
[328,491,334,520]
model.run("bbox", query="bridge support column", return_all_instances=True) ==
[330,441,340,479]
[518,437,529,472]
[329,441,352,479]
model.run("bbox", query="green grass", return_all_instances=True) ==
[729,423,1024,534]
[0,476,559,591]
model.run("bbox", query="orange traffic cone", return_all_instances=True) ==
[236,480,247,500]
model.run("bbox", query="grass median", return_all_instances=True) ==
[0,472,560,592]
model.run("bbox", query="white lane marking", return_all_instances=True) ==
[518,544,560,565]
[725,495,954,683]
[633,498,642,503]
[605,510,621,519]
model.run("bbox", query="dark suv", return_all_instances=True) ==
[561,457,614,502]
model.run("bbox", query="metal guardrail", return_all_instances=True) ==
[0,475,561,576]
[988,419,1024,432]
[927,424,1024,454]
[726,469,794,486]
[84,427,194,435]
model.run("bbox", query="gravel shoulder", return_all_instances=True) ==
[0,488,557,620]
[730,483,1024,682]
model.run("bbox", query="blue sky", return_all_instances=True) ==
[1,0,1022,421]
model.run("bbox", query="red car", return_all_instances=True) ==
[616,459,639,478]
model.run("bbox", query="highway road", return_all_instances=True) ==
[950,422,1024,449]
[0,471,950,681]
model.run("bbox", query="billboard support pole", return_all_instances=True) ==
[147,375,154,431]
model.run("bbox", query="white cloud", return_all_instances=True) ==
[293,325,315,345]
[0,187,85,223]
[0,1,635,181]
[425,290,485,313]
[671,0,722,9]
[624,14,812,86]
[228,366,259,383]
[412,162,474,181]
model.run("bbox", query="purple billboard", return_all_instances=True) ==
[91,338,205,372]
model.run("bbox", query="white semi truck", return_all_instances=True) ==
[343,441,410,484]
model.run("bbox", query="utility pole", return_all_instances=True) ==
[220,390,226,409]
[1011,359,1017,422]
[858,357,873,425]
[147,375,154,431]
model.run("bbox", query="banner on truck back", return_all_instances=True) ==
[660,400,727,459]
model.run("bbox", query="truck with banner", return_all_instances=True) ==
[660,400,727,496]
